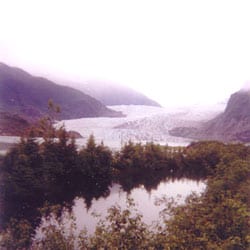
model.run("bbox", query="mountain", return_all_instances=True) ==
[169,89,250,142]
[0,62,123,135]
[67,81,161,107]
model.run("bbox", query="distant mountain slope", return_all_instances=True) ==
[69,81,161,107]
[170,89,250,142]
[0,62,123,121]
[0,62,123,135]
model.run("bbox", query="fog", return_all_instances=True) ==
[241,82,250,91]
[1,1,250,107]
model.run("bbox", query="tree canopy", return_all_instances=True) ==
[0,125,249,249]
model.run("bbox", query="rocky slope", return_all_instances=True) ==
[169,90,250,142]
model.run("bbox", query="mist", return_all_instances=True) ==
[1,1,250,107]
[241,82,250,91]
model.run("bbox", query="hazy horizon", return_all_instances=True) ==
[1,1,250,107]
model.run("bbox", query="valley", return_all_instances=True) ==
[0,62,249,249]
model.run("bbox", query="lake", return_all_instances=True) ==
[39,179,205,235]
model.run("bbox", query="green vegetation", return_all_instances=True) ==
[0,119,249,248]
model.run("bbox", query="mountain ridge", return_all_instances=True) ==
[65,81,161,107]
[0,62,123,135]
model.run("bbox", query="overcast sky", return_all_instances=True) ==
[0,0,250,107]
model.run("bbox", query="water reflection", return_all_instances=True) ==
[73,179,206,234]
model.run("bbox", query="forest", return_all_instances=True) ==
[0,114,249,249]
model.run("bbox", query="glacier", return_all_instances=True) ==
[56,103,225,150]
